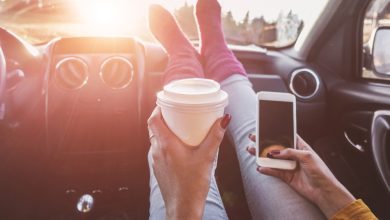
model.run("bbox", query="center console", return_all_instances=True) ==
[42,37,148,218]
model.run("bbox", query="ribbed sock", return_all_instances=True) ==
[195,0,246,82]
[149,4,204,84]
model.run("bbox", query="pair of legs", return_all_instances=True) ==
[148,1,325,219]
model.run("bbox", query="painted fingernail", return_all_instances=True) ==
[246,146,250,151]
[266,152,274,158]
[270,150,280,155]
[256,167,261,172]
[248,133,252,139]
[220,114,231,129]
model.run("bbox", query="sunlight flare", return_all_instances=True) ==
[72,0,140,36]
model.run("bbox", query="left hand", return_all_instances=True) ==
[148,107,231,220]
[247,135,355,218]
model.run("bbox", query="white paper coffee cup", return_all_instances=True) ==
[156,78,228,146]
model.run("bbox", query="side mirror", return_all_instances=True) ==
[372,27,390,76]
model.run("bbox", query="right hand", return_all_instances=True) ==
[247,135,356,218]
[148,107,230,220]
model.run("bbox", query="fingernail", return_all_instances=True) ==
[248,133,253,139]
[266,152,274,158]
[220,114,231,129]
[246,146,250,151]
[270,150,280,155]
[256,167,261,172]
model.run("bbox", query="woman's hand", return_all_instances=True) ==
[148,107,231,220]
[247,135,355,218]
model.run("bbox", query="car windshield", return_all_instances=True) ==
[0,0,327,47]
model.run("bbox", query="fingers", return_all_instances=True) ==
[297,135,314,151]
[257,167,283,178]
[199,114,231,159]
[249,134,311,150]
[248,133,256,142]
[147,107,174,145]
[257,166,293,183]
[246,146,256,156]
[270,148,313,162]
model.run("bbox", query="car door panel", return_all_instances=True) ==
[371,110,390,193]
[322,80,390,218]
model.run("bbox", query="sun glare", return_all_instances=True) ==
[85,4,117,26]
[72,0,140,36]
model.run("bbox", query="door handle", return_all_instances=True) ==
[371,110,390,194]
[344,131,365,152]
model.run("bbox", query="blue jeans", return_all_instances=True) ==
[148,75,325,220]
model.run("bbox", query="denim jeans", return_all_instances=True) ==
[148,74,325,220]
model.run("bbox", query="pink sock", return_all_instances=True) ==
[195,0,247,82]
[149,5,204,84]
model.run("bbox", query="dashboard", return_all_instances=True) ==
[0,34,153,218]
[46,38,144,153]
[0,29,327,218]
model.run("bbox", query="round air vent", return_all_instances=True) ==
[55,57,88,90]
[100,57,134,89]
[289,68,320,99]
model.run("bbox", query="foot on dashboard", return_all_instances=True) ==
[195,0,246,82]
[149,4,204,84]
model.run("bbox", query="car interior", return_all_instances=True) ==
[0,0,389,219]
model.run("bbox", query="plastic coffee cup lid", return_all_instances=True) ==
[157,78,228,107]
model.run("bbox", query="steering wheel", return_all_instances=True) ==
[0,45,6,119]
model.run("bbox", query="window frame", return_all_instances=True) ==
[360,0,390,83]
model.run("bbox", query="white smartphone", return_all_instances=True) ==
[256,91,297,170]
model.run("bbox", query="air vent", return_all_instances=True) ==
[100,57,134,89]
[289,68,320,99]
[55,57,88,90]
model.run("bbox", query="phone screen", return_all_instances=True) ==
[258,100,294,159]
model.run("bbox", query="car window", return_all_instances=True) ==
[0,0,327,48]
[362,0,390,82]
